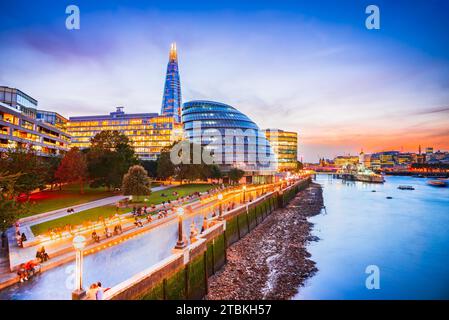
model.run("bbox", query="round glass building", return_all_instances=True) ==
[182,100,277,181]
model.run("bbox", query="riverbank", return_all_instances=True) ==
[206,183,323,300]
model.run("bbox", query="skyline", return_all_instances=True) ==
[1,1,448,161]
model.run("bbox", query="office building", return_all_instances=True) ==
[263,129,298,172]
[0,86,70,156]
[68,107,183,161]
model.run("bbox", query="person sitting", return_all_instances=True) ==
[104,227,112,238]
[36,246,50,263]
[25,260,40,277]
[157,211,164,219]
[143,206,148,214]
[113,225,122,235]
[190,222,198,241]
[146,214,153,223]
[17,263,28,282]
[21,232,27,243]
[134,217,143,227]
[16,234,23,248]
[91,231,100,243]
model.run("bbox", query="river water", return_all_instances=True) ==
[295,175,449,300]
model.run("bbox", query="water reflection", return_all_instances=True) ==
[295,175,449,300]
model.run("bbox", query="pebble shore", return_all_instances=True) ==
[206,183,324,300]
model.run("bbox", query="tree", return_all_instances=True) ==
[41,156,61,190]
[55,147,88,193]
[0,171,29,232]
[121,165,151,196]
[156,149,175,180]
[228,168,245,184]
[209,165,222,180]
[296,161,304,171]
[87,131,138,189]
[141,160,158,178]
[0,145,46,197]
[157,142,225,183]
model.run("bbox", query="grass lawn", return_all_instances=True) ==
[30,183,214,236]
[22,184,116,217]
[131,183,214,204]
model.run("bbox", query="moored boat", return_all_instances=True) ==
[398,185,415,190]
[427,180,448,187]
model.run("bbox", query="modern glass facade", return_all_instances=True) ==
[68,107,183,160]
[182,100,277,176]
[264,129,298,172]
[161,43,182,122]
[0,87,70,156]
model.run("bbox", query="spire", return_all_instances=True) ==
[169,42,177,61]
[161,42,182,122]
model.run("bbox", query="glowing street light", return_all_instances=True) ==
[72,235,86,300]
[217,193,224,220]
[175,207,186,249]
[242,185,247,203]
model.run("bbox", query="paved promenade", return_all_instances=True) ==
[18,185,170,227]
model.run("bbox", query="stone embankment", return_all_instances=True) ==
[206,183,324,300]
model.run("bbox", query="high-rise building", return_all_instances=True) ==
[263,129,298,172]
[161,43,182,122]
[67,107,183,161]
[182,100,276,183]
[0,86,70,156]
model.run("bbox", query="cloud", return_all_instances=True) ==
[0,8,448,161]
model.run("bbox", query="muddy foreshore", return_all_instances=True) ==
[206,182,324,300]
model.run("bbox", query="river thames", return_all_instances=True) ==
[295,174,449,299]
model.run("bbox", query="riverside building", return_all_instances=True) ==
[0,86,70,156]
[182,100,277,183]
[263,129,298,172]
[67,107,183,161]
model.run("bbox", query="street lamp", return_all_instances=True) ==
[217,193,223,220]
[175,207,186,249]
[242,185,247,203]
[72,235,86,300]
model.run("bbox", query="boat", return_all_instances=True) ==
[354,173,385,183]
[427,180,448,187]
[398,185,415,190]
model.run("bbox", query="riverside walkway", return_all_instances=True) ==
[0,183,277,299]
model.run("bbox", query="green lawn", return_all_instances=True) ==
[23,184,115,217]
[30,184,214,236]
[131,183,214,204]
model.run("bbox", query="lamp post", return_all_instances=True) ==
[175,207,186,249]
[217,193,223,220]
[72,235,86,300]
[242,185,247,203]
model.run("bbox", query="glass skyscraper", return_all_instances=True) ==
[161,43,182,122]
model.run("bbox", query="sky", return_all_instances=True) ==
[0,0,448,162]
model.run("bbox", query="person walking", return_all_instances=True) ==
[96,282,104,300]
[86,283,98,300]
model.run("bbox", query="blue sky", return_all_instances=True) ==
[1,0,448,161]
